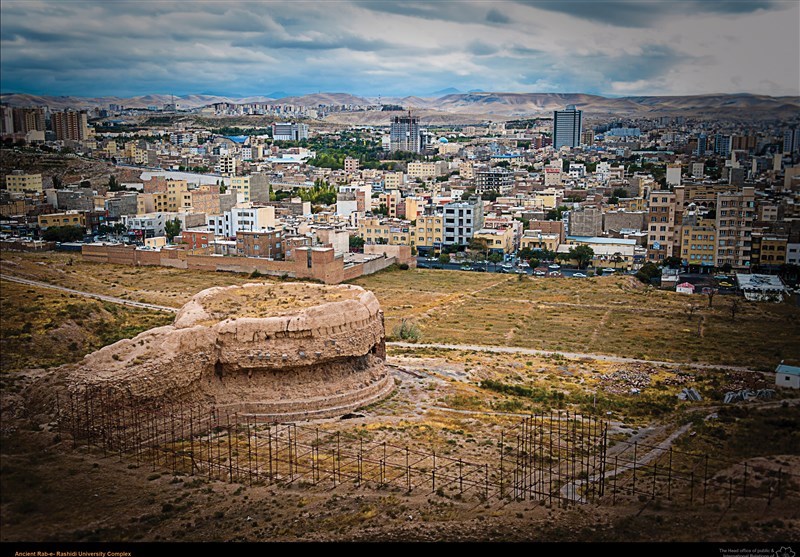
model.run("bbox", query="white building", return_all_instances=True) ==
[775,363,800,389]
[443,198,484,246]
[206,206,276,239]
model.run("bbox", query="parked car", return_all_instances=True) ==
[603,268,617,274]
[573,272,587,278]
[719,281,734,287]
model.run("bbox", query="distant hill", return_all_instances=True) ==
[1,91,797,119]
[431,87,461,96]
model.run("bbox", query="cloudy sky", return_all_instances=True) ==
[1,0,798,98]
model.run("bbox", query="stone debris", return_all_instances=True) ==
[723,389,776,404]
[677,387,703,401]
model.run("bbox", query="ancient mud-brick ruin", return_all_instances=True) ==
[66,283,393,421]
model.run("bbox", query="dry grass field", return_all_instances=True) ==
[0,278,173,373]
[351,267,800,370]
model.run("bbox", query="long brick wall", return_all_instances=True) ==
[80,244,392,284]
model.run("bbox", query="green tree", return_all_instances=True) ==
[107,175,122,191]
[488,251,503,269]
[42,225,84,242]
[349,235,365,252]
[438,253,451,264]
[164,218,182,243]
[635,262,661,284]
[568,245,595,269]
[662,256,682,269]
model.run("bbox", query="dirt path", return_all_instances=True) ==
[388,341,767,374]
[0,274,178,313]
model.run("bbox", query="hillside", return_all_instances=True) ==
[2,91,798,120]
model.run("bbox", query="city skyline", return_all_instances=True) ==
[1,0,799,99]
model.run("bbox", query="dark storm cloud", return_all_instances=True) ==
[513,0,782,28]
[486,8,511,23]
[0,0,796,97]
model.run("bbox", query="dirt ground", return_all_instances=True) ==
[2,351,798,543]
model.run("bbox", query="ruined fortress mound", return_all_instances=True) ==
[66,283,393,421]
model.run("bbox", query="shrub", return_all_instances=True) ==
[392,319,421,341]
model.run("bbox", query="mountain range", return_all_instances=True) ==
[1,91,798,119]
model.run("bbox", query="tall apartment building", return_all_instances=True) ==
[784,128,800,154]
[51,110,89,141]
[272,122,308,141]
[714,134,731,156]
[553,105,582,149]
[166,179,192,212]
[475,167,513,194]
[389,113,421,153]
[11,107,45,134]
[715,187,755,269]
[218,154,236,176]
[443,197,484,246]
[647,190,678,262]
[679,223,716,271]
[414,214,444,254]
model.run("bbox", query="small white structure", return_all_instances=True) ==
[775,363,800,389]
[736,273,788,302]
[676,282,696,294]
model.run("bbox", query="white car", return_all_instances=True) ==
[573,272,587,278]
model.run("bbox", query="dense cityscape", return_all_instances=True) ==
[1,0,799,547]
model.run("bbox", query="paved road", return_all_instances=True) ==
[0,274,178,313]
[388,341,764,374]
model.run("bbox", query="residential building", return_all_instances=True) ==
[783,128,800,154]
[190,185,236,216]
[569,207,603,237]
[679,223,716,272]
[206,206,276,239]
[218,154,236,176]
[414,214,444,254]
[236,229,284,259]
[389,113,421,153]
[476,167,513,195]
[647,190,678,262]
[666,163,681,187]
[408,161,446,179]
[384,172,404,190]
[359,217,412,246]
[166,180,192,212]
[123,212,167,239]
[473,227,514,254]
[714,134,731,156]
[443,197,484,246]
[11,107,45,134]
[520,230,560,253]
[38,211,87,230]
[715,187,755,269]
[137,192,168,214]
[272,122,308,141]
[51,110,89,141]
[751,233,788,268]
[553,105,582,150]
[344,157,360,173]
[5,172,43,193]
[181,230,215,250]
